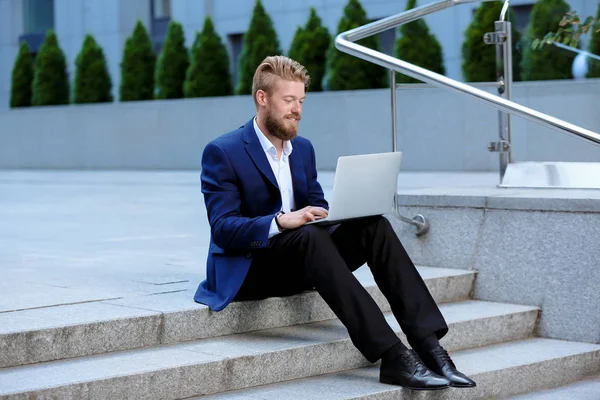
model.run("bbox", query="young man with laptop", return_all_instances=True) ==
[194,56,475,391]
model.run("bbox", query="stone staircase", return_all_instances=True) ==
[1,265,598,399]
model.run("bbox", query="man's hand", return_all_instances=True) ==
[277,206,328,230]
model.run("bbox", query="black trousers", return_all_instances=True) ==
[234,216,448,363]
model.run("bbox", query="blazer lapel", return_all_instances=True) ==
[289,146,308,209]
[244,120,279,189]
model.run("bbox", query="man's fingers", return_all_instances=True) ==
[304,211,316,221]
[309,207,328,217]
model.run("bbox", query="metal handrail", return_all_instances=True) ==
[335,0,600,146]
[396,81,500,89]
[499,0,510,21]
[552,42,600,62]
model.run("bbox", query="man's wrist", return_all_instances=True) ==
[275,211,286,232]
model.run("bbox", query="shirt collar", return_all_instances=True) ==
[253,117,293,157]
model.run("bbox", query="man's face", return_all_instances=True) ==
[262,78,305,141]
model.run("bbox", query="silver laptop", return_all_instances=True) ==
[308,151,403,225]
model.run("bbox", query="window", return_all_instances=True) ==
[150,0,172,52]
[20,0,54,53]
[23,0,54,34]
[152,0,171,19]
[228,33,244,87]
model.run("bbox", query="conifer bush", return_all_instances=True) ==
[586,3,600,78]
[31,30,70,106]
[10,41,34,108]
[236,0,282,94]
[520,0,573,81]
[120,21,156,101]
[394,0,445,84]
[184,17,233,97]
[73,34,113,104]
[327,0,387,91]
[287,8,330,91]
[155,21,189,99]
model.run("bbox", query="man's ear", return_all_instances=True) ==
[256,90,268,107]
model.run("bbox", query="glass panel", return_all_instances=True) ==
[23,0,55,35]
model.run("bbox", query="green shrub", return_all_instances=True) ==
[520,0,573,81]
[10,41,34,108]
[327,0,387,91]
[119,21,156,101]
[462,2,522,82]
[395,0,445,84]
[287,8,331,91]
[73,35,113,104]
[587,3,600,78]
[155,21,189,99]
[288,26,304,63]
[185,17,233,97]
[236,0,282,94]
[31,30,70,106]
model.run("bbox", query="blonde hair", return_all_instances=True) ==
[252,55,311,107]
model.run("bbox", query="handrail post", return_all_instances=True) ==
[485,16,514,183]
[391,69,398,216]
[391,70,398,154]
[390,69,430,236]
[496,19,513,182]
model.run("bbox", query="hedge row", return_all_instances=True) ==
[10,0,599,108]
[9,16,232,108]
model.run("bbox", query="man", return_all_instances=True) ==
[194,55,475,391]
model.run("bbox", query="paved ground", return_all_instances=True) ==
[0,170,502,314]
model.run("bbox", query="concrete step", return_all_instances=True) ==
[195,339,600,400]
[0,300,535,400]
[0,266,474,368]
[506,375,600,400]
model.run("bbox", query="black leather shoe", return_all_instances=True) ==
[379,349,452,390]
[419,346,476,388]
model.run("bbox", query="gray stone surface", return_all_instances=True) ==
[390,207,486,270]
[507,375,600,400]
[391,188,600,345]
[397,190,490,208]
[486,191,600,212]
[195,339,600,400]
[396,186,600,212]
[472,210,600,344]
[0,300,537,399]
[0,265,473,368]
[106,266,473,344]
[0,302,161,368]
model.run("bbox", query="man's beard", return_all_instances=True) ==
[265,110,301,141]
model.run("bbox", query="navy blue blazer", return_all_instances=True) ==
[194,118,329,311]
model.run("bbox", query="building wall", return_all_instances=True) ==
[1,79,598,171]
[0,0,598,109]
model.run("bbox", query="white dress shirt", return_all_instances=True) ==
[253,117,296,238]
